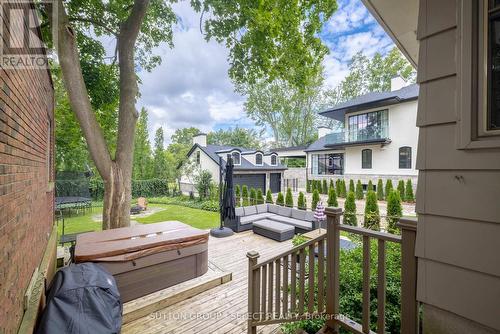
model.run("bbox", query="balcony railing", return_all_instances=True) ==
[246,209,418,334]
[324,126,390,146]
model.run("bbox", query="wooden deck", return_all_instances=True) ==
[122,231,294,334]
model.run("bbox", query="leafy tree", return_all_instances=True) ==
[306,180,311,193]
[405,179,415,203]
[327,185,338,207]
[153,127,169,179]
[266,189,274,204]
[377,179,384,200]
[385,180,393,199]
[355,180,364,200]
[250,188,257,205]
[297,192,306,210]
[387,190,403,234]
[256,189,265,204]
[343,191,357,226]
[312,190,320,210]
[397,180,405,201]
[322,180,328,195]
[43,0,336,229]
[194,170,212,200]
[367,180,374,192]
[285,188,294,207]
[207,127,262,149]
[276,192,285,206]
[242,185,249,207]
[133,108,153,179]
[235,185,241,206]
[364,191,380,231]
[349,179,355,194]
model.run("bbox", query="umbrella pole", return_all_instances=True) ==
[219,156,223,229]
[210,157,233,238]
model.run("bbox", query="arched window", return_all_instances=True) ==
[361,149,372,169]
[399,146,412,169]
[255,153,263,165]
[270,155,277,166]
[196,151,200,165]
[231,151,241,165]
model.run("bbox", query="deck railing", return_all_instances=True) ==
[246,208,418,334]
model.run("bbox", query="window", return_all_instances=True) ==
[255,153,263,165]
[232,151,241,165]
[488,1,500,131]
[348,110,389,142]
[399,147,412,169]
[270,155,277,166]
[361,149,372,169]
[311,153,344,175]
[196,151,200,165]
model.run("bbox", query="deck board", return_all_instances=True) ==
[122,231,292,334]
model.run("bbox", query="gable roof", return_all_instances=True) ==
[320,84,419,121]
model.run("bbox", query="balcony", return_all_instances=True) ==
[324,125,390,148]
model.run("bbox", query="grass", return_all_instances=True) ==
[57,204,219,241]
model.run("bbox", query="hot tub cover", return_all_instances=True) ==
[36,263,122,334]
[75,221,209,262]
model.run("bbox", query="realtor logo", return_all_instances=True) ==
[0,0,56,69]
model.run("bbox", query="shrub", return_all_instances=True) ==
[329,179,334,191]
[285,188,294,207]
[256,189,264,204]
[89,178,170,200]
[377,179,384,201]
[322,180,328,194]
[312,180,317,192]
[364,190,380,230]
[265,189,274,204]
[387,190,403,234]
[297,192,306,210]
[306,180,311,193]
[340,180,347,198]
[249,188,257,205]
[276,192,285,206]
[194,170,213,200]
[242,185,249,206]
[405,179,415,203]
[343,191,357,226]
[397,180,405,201]
[355,180,364,200]
[311,190,320,210]
[367,180,374,192]
[385,179,393,199]
[327,185,338,207]
[148,196,219,212]
[349,179,355,194]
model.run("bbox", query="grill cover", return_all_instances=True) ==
[36,263,122,334]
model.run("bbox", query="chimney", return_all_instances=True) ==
[390,76,408,91]
[192,133,207,147]
[317,126,331,138]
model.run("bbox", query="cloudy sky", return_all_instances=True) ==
[134,0,395,144]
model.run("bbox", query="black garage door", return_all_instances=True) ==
[270,173,281,193]
[233,174,266,193]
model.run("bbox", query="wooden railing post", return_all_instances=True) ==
[325,207,342,332]
[398,218,418,334]
[247,251,260,334]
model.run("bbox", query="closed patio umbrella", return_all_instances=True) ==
[210,157,234,238]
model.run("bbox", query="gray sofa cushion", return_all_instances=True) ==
[268,204,280,214]
[304,211,315,221]
[244,206,257,216]
[240,213,274,224]
[253,220,294,233]
[271,216,313,230]
[277,206,292,217]
[291,209,307,221]
[256,204,268,214]
[235,207,244,217]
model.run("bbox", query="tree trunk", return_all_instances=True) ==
[102,162,131,229]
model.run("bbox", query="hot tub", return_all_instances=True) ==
[75,221,209,302]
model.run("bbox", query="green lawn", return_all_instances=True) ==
[57,204,218,240]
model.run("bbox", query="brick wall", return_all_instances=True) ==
[0,2,55,332]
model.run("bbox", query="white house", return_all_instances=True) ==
[180,133,287,195]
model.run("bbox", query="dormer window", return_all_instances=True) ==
[231,151,241,165]
[270,154,277,166]
[255,153,263,165]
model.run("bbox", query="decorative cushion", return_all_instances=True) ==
[277,206,292,217]
[235,207,244,217]
[268,204,280,214]
[244,206,257,216]
[304,211,315,221]
[291,209,307,221]
[256,204,268,214]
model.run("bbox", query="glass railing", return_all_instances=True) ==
[324,125,389,145]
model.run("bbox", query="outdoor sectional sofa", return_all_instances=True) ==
[225,204,320,239]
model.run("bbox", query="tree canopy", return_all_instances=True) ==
[207,127,262,149]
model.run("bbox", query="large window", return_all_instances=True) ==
[361,149,372,169]
[399,146,412,169]
[255,153,263,165]
[232,151,241,165]
[311,153,344,175]
[348,110,389,142]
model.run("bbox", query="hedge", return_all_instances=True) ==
[88,178,169,200]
